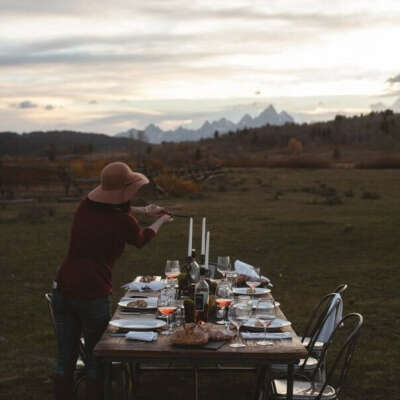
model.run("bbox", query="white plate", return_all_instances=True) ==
[233,287,271,295]
[118,297,158,310]
[243,318,291,331]
[251,300,280,309]
[109,318,166,330]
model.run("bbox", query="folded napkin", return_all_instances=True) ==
[241,331,292,340]
[122,281,166,292]
[125,331,158,342]
[234,260,273,286]
[316,293,343,343]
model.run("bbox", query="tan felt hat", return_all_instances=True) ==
[88,161,149,204]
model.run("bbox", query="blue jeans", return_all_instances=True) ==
[52,289,112,380]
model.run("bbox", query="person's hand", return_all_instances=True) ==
[144,204,166,217]
[158,214,174,223]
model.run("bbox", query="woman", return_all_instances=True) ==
[52,161,173,399]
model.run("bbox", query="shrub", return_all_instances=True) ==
[267,156,331,169]
[154,174,201,197]
[356,156,400,169]
[288,138,303,154]
[361,191,380,200]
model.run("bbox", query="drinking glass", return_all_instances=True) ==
[165,259,180,291]
[246,267,261,299]
[228,301,252,348]
[254,299,276,346]
[158,296,177,336]
[217,256,231,278]
[215,281,233,326]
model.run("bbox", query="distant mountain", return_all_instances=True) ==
[115,104,294,143]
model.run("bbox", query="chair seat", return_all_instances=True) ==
[272,379,337,400]
[271,356,319,374]
[302,337,325,350]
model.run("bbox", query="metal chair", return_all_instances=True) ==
[270,293,342,379]
[269,313,363,400]
[332,284,347,295]
[45,293,130,399]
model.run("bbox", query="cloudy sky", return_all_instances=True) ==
[1,0,400,134]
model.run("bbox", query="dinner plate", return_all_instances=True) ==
[243,318,291,331]
[233,287,271,295]
[251,300,280,309]
[118,297,158,310]
[109,318,166,330]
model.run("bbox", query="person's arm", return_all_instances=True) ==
[130,204,165,217]
[124,213,173,248]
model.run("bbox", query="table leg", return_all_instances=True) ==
[287,363,294,400]
[254,365,267,400]
[103,361,113,400]
[193,366,199,400]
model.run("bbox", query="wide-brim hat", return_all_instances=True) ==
[88,161,149,204]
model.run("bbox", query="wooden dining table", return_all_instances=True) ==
[94,287,307,400]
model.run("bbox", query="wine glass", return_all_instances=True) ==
[215,281,233,326]
[246,267,261,299]
[217,256,231,279]
[254,299,276,346]
[158,295,177,336]
[165,260,180,288]
[228,301,252,348]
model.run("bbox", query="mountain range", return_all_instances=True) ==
[115,105,294,143]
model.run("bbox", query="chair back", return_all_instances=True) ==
[44,292,88,366]
[45,292,57,336]
[314,313,363,400]
[333,284,348,295]
[301,293,341,346]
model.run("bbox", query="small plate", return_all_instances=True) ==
[109,318,166,330]
[243,318,291,331]
[118,297,158,310]
[233,287,271,296]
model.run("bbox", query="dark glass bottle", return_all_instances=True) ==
[194,267,209,322]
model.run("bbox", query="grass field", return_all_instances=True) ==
[0,167,399,399]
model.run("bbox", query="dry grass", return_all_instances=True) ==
[0,167,399,399]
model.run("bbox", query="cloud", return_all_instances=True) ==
[387,73,400,84]
[14,100,38,109]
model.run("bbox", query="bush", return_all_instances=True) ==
[361,191,380,200]
[356,156,400,169]
[267,156,331,169]
[154,174,201,197]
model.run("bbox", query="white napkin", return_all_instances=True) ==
[122,281,166,292]
[125,331,158,342]
[241,331,292,340]
[316,293,343,343]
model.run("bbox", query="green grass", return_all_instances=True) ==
[0,168,399,399]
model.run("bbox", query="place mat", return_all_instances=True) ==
[201,341,226,350]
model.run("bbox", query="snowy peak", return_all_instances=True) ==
[116,105,294,143]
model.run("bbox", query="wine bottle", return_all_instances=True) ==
[189,249,200,283]
[194,267,209,322]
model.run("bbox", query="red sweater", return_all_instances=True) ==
[56,198,155,299]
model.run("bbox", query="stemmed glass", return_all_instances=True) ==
[217,256,231,279]
[158,295,177,336]
[215,281,233,327]
[165,260,180,279]
[228,301,252,348]
[246,267,261,299]
[254,299,276,346]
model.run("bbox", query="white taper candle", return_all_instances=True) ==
[201,217,206,255]
[188,217,193,257]
[205,231,210,267]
